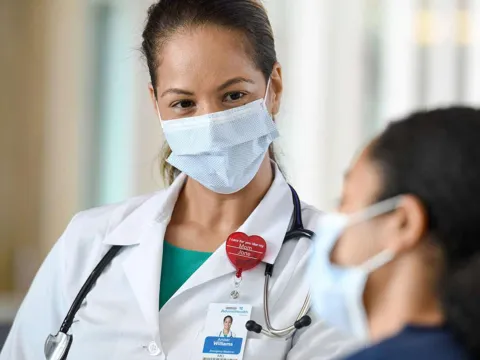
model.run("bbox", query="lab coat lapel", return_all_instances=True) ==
[121,222,165,335]
[172,242,235,299]
[103,174,187,335]
[172,164,294,298]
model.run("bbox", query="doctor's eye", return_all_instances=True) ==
[171,99,196,109]
[223,91,247,103]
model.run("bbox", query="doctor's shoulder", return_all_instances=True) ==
[66,191,159,238]
[55,191,164,278]
[277,202,321,260]
[0,191,165,360]
[300,202,323,233]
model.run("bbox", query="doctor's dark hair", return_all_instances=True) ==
[141,0,280,185]
[223,316,233,323]
[369,107,480,358]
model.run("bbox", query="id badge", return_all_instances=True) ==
[201,303,252,360]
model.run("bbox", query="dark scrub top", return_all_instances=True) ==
[344,325,472,360]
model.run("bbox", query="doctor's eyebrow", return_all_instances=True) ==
[160,88,195,98]
[160,77,255,98]
[217,77,255,91]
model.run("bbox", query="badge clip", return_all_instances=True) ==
[225,232,267,299]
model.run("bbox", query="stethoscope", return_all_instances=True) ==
[245,185,314,338]
[44,185,314,360]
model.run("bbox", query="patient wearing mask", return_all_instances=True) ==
[310,107,480,359]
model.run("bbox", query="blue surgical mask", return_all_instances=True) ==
[156,80,278,194]
[309,196,401,341]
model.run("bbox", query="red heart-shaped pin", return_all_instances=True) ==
[225,232,267,272]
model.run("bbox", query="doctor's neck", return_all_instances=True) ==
[173,156,274,239]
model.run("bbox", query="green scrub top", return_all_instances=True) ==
[159,241,213,309]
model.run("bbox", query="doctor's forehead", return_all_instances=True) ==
[340,145,382,212]
[156,25,264,91]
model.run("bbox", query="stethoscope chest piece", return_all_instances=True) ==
[44,332,72,360]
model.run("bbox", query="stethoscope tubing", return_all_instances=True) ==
[255,185,314,338]
[59,245,122,333]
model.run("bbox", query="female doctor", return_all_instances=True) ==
[0,0,359,359]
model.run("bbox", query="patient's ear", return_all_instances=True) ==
[384,195,427,253]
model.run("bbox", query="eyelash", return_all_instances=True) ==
[170,91,248,109]
[171,100,195,109]
[223,91,247,102]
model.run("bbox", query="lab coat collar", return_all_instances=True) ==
[102,173,188,246]
[102,164,294,333]
[103,164,294,265]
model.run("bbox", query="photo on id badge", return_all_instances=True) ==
[202,303,252,360]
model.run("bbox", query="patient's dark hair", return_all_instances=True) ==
[141,0,280,185]
[369,107,480,357]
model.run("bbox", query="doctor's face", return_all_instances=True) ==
[150,25,283,121]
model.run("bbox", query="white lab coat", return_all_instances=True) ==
[1,167,362,360]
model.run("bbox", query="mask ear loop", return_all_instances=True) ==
[347,195,403,227]
[344,195,403,272]
[154,100,165,128]
[359,249,395,273]
[263,77,272,109]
